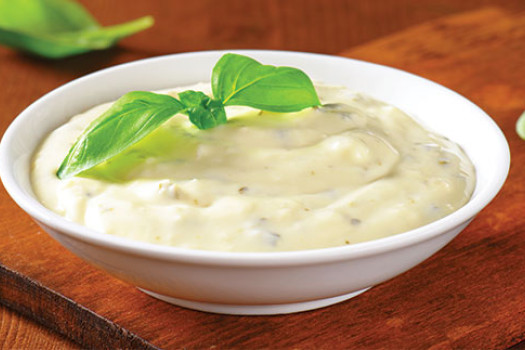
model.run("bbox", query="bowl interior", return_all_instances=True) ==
[0,50,510,260]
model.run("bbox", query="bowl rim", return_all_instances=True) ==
[0,49,511,266]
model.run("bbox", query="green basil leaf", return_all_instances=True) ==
[57,92,183,179]
[212,53,321,112]
[179,90,227,130]
[0,0,98,33]
[0,0,153,58]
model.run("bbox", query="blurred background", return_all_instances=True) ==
[71,0,523,54]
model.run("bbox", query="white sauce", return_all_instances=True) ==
[31,84,475,252]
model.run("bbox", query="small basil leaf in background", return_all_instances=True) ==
[516,110,525,140]
[57,92,183,179]
[0,0,153,58]
[212,53,321,112]
[0,0,98,33]
[179,90,227,130]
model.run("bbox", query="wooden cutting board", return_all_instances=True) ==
[1,7,525,349]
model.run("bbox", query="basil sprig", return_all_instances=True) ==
[57,53,321,179]
[0,0,153,58]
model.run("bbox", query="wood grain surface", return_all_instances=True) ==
[1,1,525,349]
[0,306,76,350]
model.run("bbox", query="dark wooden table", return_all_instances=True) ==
[1,1,525,348]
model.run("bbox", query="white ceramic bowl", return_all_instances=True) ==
[0,50,510,315]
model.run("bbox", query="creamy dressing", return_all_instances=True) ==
[31,84,475,252]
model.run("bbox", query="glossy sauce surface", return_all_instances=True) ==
[31,84,475,252]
